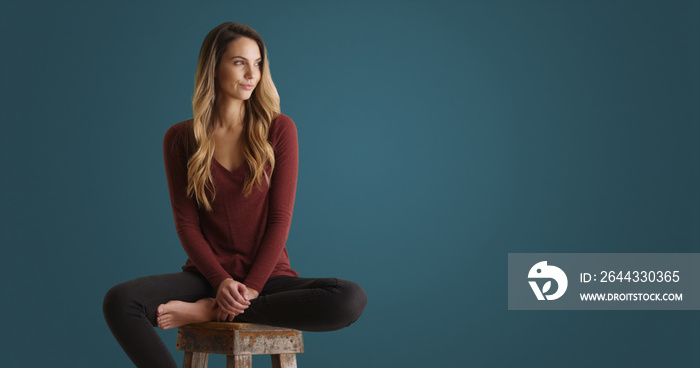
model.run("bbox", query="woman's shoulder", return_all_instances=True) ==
[163,119,194,153]
[272,113,295,128]
[270,113,297,139]
[165,119,193,138]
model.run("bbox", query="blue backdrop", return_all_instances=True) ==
[1,1,698,367]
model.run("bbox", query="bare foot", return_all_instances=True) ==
[156,298,216,330]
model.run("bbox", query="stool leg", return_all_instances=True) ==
[183,352,209,368]
[226,355,252,368]
[271,353,297,368]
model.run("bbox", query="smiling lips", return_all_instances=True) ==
[240,83,256,90]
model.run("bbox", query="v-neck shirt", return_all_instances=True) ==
[163,114,299,292]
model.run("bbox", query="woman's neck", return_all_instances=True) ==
[214,98,245,129]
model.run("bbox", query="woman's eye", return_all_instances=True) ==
[234,61,243,65]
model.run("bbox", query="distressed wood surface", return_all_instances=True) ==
[183,351,209,368]
[227,354,252,368]
[177,322,304,357]
[233,329,303,355]
[271,353,297,368]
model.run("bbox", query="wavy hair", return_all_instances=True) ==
[188,22,280,211]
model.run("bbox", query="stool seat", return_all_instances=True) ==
[177,322,304,368]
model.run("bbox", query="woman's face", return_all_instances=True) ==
[215,36,262,102]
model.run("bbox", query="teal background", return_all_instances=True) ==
[1,0,698,367]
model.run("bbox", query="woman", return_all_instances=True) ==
[103,22,367,368]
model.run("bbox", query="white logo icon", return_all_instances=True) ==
[528,261,568,300]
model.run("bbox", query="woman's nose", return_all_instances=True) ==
[245,66,257,80]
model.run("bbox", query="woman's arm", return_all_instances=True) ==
[164,122,259,318]
[163,122,233,289]
[243,115,299,292]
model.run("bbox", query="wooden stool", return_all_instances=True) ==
[176,322,304,368]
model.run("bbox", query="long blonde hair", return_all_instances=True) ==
[188,22,280,211]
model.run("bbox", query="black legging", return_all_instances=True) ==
[103,272,367,368]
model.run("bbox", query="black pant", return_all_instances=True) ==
[103,272,367,368]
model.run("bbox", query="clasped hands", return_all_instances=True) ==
[214,278,260,322]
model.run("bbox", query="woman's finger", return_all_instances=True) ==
[229,284,251,306]
[222,297,249,312]
[218,301,246,316]
[218,289,236,308]
[220,312,231,322]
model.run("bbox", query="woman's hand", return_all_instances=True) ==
[216,309,236,322]
[215,278,251,316]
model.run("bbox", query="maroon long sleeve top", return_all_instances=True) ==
[163,114,299,292]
